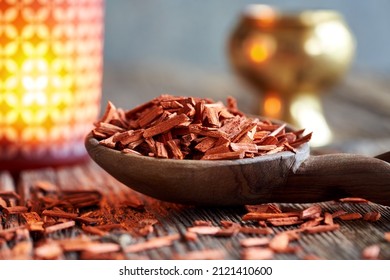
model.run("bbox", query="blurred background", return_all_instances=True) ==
[103,0,390,74]
[101,0,390,154]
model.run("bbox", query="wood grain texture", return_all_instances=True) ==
[1,162,390,260]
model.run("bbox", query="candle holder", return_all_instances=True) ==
[0,0,104,171]
[227,5,355,147]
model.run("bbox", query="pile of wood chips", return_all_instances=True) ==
[0,181,157,260]
[92,95,312,160]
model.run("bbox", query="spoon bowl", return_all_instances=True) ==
[85,133,310,205]
[85,134,390,206]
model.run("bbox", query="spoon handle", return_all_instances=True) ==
[269,153,390,206]
[375,151,390,163]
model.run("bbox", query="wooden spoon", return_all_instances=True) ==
[85,134,390,206]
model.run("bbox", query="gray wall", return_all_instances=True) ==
[103,0,390,74]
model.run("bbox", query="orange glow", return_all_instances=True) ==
[256,11,276,28]
[258,16,276,28]
[0,1,104,163]
[263,95,282,118]
[245,35,275,64]
[249,43,269,63]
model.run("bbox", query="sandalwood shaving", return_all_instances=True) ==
[92,95,312,160]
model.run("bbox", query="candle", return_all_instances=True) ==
[0,0,104,170]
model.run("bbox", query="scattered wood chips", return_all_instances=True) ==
[235,201,387,260]
[1,176,387,260]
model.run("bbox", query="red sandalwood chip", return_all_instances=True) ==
[362,245,380,260]
[187,226,220,235]
[266,216,303,226]
[384,232,390,242]
[300,205,322,220]
[304,224,340,234]
[173,249,225,260]
[269,233,290,252]
[242,212,299,221]
[240,237,270,247]
[338,213,363,221]
[124,234,180,253]
[324,212,334,225]
[241,248,274,260]
[34,242,63,260]
[363,212,381,222]
[339,197,369,203]
[329,211,345,220]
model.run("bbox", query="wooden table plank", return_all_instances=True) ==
[2,162,389,260]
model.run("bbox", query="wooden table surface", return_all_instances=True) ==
[1,65,389,260]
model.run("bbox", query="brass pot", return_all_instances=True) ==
[227,5,355,146]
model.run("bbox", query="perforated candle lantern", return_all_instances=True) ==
[0,0,104,170]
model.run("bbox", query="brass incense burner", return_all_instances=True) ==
[227,5,355,146]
